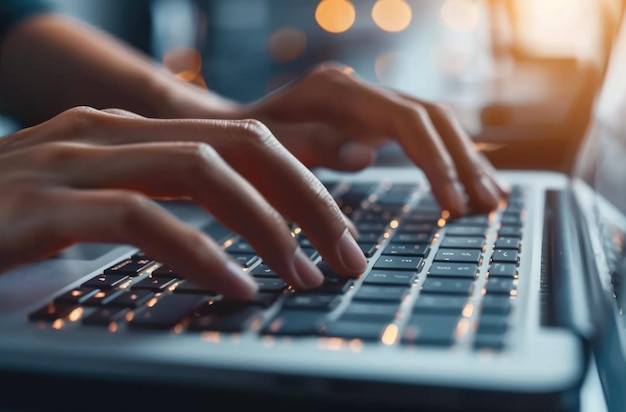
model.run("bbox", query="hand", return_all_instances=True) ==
[0,107,367,299]
[236,63,509,216]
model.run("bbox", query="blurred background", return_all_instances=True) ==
[41,0,626,171]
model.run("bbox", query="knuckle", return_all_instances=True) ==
[59,106,104,135]
[183,142,219,175]
[431,103,454,119]
[228,119,278,150]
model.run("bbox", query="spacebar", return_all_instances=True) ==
[129,294,207,329]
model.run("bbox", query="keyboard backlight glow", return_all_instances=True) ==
[201,332,221,343]
[389,220,399,229]
[108,322,118,333]
[462,303,474,318]
[68,307,84,322]
[441,210,450,219]
[381,324,399,345]
[52,319,64,330]
[437,218,446,227]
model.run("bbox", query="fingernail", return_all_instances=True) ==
[337,229,367,273]
[226,260,258,297]
[293,248,324,288]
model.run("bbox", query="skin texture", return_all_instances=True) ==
[0,14,509,298]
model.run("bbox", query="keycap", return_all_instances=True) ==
[445,226,487,237]
[172,280,218,296]
[250,264,279,278]
[421,278,474,295]
[363,270,417,286]
[382,243,430,257]
[129,294,208,329]
[484,278,516,295]
[322,320,388,341]
[498,227,522,238]
[352,285,408,303]
[481,295,513,314]
[434,249,481,264]
[82,274,130,289]
[132,276,178,292]
[402,314,460,345]
[413,295,468,314]
[230,253,260,268]
[491,249,519,264]
[28,302,78,322]
[358,242,378,258]
[373,255,423,271]
[428,262,478,278]
[488,263,517,278]
[104,258,155,276]
[83,289,127,306]
[339,302,399,323]
[494,237,521,250]
[151,265,177,277]
[188,302,262,332]
[106,289,155,308]
[447,215,490,226]
[440,237,485,249]
[473,333,507,350]
[391,232,434,243]
[256,278,288,293]
[201,220,235,244]
[477,314,510,334]
[82,307,128,326]
[282,294,341,311]
[262,310,326,336]
[54,287,100,305]
[225,238,256,254]
[398,223,436,233]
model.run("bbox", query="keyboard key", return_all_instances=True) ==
[352,285,408,303]
[445,226,487,237]
[282,294,341,311]
[421,278,474,295]
[363,270,417,286]
[28,302,78,322]
[104,258,155,276]
[447,215,490,226]
[373,255,423,271]
[82,307,128,326]
[262,310,326,336]
[54,287,100,305]
[358,242,378,258]
[477,314,510,334]
[498,227,522,238]
[250,264,279,278]
[398,223,436,233]
[484,278,516,295]
[402,314,460,345]
[433,249,481,264]
[474,333,507,350]
[323,320,388,341]
[256,278,288,293]
[340,302,399,323]
[488,263,517,278]
[440,237,485,249]
[382,243,430,257]
[106,289,155,308]
[151,265,177,277]
[230,253,260,268]
[491,249,519,264]
[391,232,434,243]
[129,294,208,329]
[481,295,513,314]
[413,295,468,314]
[494,237,521,250]
[83,289,127,306]
[172,280,218,296]
[225,238,256,254]
[428,262,478,278]
[82,274,130,289]
[133,276,178,292]
[188,302,262,332]
[201,220,235,244]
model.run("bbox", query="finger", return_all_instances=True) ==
[100,108,147,119]
[250,65,468,216]
[39,112,368,278]
[4,187,259,299]
[404,99,509,212]
[44,141,327,290]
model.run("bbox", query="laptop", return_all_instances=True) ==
[1,14,626,412]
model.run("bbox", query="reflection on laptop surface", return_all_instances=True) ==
[5,12,626,412]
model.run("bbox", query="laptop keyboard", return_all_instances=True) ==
[29,180,526,351]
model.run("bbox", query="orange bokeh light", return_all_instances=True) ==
[372,0,413,33]
[315,0,356,34]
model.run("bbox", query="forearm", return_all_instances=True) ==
[0,13,239,126]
